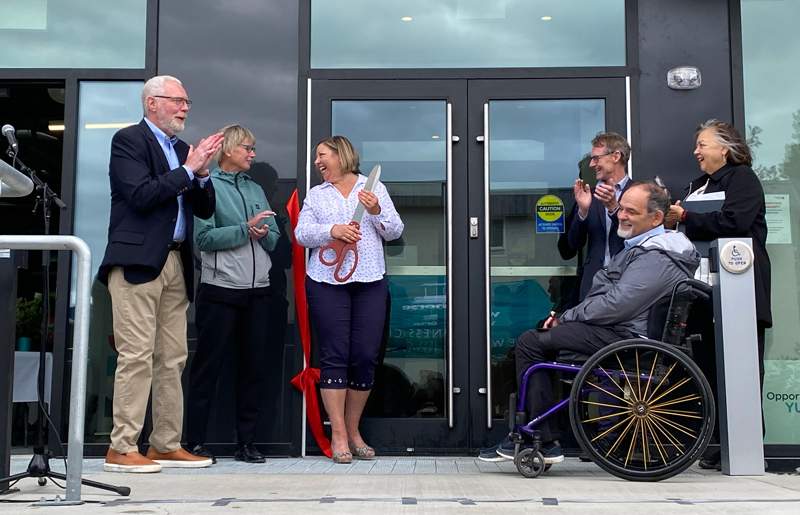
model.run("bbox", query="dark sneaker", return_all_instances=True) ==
[538,441,564,465]
[495,438,519,460]
[499,440,564,465]
[478,437,513,462]
[187,443,217,465]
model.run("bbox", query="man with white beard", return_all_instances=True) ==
[98,76,222,473]
[480,181,700,465]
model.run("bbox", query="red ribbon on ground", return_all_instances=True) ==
[287,189,332,458]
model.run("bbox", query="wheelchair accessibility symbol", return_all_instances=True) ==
[719,241,754,274]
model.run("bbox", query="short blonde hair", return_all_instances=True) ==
[315,136,360,174]
[215,124,256,163]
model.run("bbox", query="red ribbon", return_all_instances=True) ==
[287,189,332,458]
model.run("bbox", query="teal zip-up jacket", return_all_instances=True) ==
[194,168,279,289]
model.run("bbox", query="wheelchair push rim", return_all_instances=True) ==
[569,339,715,482]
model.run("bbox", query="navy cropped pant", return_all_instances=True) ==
[306,276,388,391]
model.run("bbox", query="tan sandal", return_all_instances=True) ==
[332,451,352,464]
[348,439,376,459]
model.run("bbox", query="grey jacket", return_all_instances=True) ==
[560,229,700,337]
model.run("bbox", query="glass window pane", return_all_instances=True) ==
[742,0,800,446]
[0,0,146,69]
[488,99,605,417]
[332,100,448,418]
[72,81,143,442]
[312,0,626,69]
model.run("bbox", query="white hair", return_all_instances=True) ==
[141,75,182,112]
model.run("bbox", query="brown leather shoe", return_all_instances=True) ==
[145,446,213,468]
[103,448,162,473]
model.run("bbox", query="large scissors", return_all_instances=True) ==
[318,164,381,282]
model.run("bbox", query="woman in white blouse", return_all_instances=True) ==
[295,136,404,464]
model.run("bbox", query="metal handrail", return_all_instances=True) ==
[0,236,91,502]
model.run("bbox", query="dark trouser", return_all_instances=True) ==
[186,284,274,444]
[514,323,633,442]
[305,276,388,390]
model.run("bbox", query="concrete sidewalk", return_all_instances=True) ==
[2,456,799,514]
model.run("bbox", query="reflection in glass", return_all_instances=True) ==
[741,0,800,445]
[488,99,605,417]
[0,0,146,69]
[312,0,625,69]
[332,101,448,418]
[72,81,143,442]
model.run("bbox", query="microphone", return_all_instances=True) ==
[2,124,18,151]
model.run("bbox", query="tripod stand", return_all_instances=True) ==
[0,147,129,500]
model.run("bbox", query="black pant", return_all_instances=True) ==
[186,284,274,444]
[305,276,388,390]
[514,323,633,442]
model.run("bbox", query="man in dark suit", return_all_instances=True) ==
[562,132,633,301]
[98,75,223,473]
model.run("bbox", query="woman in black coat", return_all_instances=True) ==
[665,119,771,469]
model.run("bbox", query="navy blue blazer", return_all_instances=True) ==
[562,182,632,301]
[98,120,215,301]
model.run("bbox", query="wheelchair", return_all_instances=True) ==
[507,278,715,482]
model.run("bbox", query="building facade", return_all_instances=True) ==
[1,0,798,469]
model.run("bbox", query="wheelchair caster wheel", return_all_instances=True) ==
[515,448,546,478]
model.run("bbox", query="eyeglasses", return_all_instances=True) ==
[589,151,617,164]
[239,144,256,153]
[153,95,193,109]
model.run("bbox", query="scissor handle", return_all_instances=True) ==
[318,221,360,282]
[319,239,345,266]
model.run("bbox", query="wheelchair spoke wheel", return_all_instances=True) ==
[515,448,546,478]
[569,339,715,482]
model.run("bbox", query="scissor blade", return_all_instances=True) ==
[351,164,381,224]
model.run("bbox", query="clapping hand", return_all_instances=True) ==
[185,133,224,176]
[573,179,592,218]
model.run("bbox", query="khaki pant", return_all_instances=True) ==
[107,251,189,454]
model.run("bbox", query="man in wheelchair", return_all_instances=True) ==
[480,181,700,466]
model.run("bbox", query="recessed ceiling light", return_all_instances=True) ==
[432,135,440,139]
[401,17,412,21]
[541,16,552,21]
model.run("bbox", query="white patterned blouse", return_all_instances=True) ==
[294,174,404,285]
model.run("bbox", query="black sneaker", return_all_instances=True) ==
[235,443,266,464]
[186,443,217,465]
[478,437,513,462]
[499,440,564,465]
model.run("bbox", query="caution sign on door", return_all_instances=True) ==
[535,195,565,233]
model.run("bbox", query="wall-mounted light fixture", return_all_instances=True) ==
[667,66,701,90]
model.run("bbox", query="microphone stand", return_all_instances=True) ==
[0,146,129,498]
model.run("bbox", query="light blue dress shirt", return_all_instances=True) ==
[143,118,208,242]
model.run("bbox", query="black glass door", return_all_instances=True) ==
[308,78,627,454]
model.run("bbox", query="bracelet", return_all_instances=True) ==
[680,209,688,223]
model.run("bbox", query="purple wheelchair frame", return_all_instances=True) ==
[514,354,657,440]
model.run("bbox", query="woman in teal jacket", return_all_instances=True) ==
[185,125,280,464]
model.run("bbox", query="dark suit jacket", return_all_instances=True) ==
[98,120,215,301]
[682,164,772,326]
[560,181,632,301]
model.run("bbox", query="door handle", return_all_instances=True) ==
[470,217,479,238]
[482,103,492,428]
[446,102,455,429]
